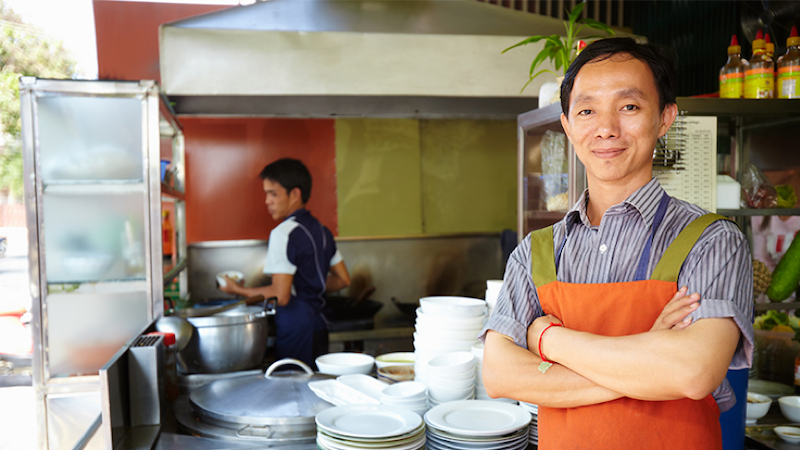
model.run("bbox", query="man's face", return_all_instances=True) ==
[560,54,677,190]
[263,179,296,221]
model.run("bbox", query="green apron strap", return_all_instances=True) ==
[650,213,733,283]
[530,226,558,287]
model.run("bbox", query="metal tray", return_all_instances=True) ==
[747,424,800,449]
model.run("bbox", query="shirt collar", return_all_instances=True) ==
[563,178,666,235]
[287,207,309,221]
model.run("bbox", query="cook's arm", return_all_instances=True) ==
[531,316,739,401]
[483,330,624,408]
[326,261,351,292]
[221,274,294,306]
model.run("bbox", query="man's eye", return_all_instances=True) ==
[622,104,639,111]
[577,109,592,116]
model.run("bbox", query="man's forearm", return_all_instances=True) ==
[482,331,623,408]
[540,318,740,401]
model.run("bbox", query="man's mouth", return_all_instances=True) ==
[592,148,625,159]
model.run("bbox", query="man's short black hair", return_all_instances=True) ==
[259,158,312,204]
[560,37,678,116]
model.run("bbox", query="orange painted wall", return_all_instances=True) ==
[93,1,339,242]
[181,117,338,242]
[94,0,229,81]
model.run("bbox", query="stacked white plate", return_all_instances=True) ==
[472,342,518,404]
[316,404,426,450]
[380,381,429,417]
[424,400,531,450]
[414,296,486,384]
[519,401,539,446]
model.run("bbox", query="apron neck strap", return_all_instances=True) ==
[530,226,557,287]
[650,213,733,282]
[633,193,672,281]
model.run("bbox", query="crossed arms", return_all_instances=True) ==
[482,286,741,408]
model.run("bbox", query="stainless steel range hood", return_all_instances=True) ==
[159,0,578,118]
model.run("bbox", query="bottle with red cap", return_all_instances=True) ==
[147,331,178,401]
[777,26,800,99]
[745,30,775,98]
[720,34,747,98]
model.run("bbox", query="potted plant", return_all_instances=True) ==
[503,1,615,96]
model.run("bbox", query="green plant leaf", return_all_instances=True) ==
[502,35,548,53]
[568,2,586,25]
[580,17,616,36]
[519,69,559,93]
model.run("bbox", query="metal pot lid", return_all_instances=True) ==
[187,305,266,327]
[190,358,334,426]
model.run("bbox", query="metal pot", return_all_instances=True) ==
[175,359,334,443]
[177,304,272,374]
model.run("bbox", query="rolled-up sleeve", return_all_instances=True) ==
[680,220,754,370]
[478,235,543,349]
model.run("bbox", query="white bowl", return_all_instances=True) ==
[415,325,482,341]
[420,296,487,317]
[381,397,428,409]
[216,270,244,288]
[775,426,800,444]
[780,396,800,423]
[315,353,375,376]
[416,312,486,329]
[414,335,479,352]
[381,381,427,401]
[375,352,415,369]
[427,374,476,390]
[428,385,475,403]
[427,352,475,376]
[746,392,772,424]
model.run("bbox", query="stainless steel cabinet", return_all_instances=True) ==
[19,78,186,449]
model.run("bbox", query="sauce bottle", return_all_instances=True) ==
[720,35,747,98]
[162,210,173,263]
[778,26,800,99]
[745,30,775,99]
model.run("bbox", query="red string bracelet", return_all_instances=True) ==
[537,322,564,374]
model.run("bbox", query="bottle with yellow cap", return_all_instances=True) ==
[777,26,800,99]
[745,30,775,98]
[720,34,747,98]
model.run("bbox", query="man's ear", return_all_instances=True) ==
[560,113,572,142]
[289,187,303,204]
[658,103,678,138]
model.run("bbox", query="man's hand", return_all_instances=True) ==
[218,276,243,295]
[527,314,563,358]
[650,286,700,332]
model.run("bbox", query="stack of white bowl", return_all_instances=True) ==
[472,342,517,404]
[426,352,476,407]
[485,280,503,318]
[379,381,428,417]
[414,296,486,384]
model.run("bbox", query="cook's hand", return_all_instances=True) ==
[527,314,563,358]
[218,276,242,294]
[649,286,700,332]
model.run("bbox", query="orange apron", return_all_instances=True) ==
[531,196,728,450]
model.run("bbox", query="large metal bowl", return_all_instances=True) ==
[177,305,268,374]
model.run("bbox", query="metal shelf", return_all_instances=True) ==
[718,208,800,217]
[43,182,146,195]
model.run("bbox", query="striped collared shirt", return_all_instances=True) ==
[479,178,754,412]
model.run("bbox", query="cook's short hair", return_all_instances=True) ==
[560,37,677,116]
[259,158,312,204]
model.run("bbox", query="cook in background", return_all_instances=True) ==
[220,158,350,369]
[480,38,753,449]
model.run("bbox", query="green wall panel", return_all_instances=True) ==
[335,118,423,237]
[420,120,517,234]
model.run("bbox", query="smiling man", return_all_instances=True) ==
[220,158,350,368]
[480,38,753,449]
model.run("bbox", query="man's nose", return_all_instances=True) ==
[595,113,620,139]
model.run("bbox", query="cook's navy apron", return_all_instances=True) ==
[531,193,727,450]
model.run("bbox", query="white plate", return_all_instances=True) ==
[424,400,531,437]
[317,428,426,449]
[426,429,528,449]
[748,379,794,399]
[337,374,389,402]
[316,404,423,439]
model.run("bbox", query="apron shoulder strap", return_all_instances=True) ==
[650,213,733,283]
[530,226,558,287]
